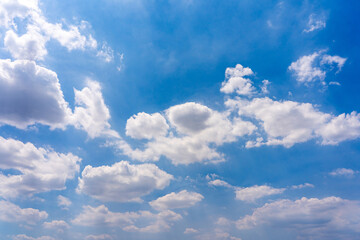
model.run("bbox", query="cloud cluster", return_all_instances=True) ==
[0,0,97,61]
[0,136,81,198]
[150,190,204,210]
[236,197,360,238]
[116,102,256,165]
[0,200,48,225]
[288,51,346,85]
[235,185,285,202]
[77,161,173,202]
[72,204,182,233]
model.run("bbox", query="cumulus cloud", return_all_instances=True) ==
[126,112,169,139]
[304,14,326,33]
[85,235,113,240]
[236,197,360,238]
[116,102,255,165]
[291,183,314,189]
[220,64,255,96]
[0,200,48,225]
[72,204,182,233]
[288,51,346,85]
[0,137,81,198]
[208,179,233,188]
[12,235,55,240]
[150,190,204,210]
[184,228,199,234]
[73,80,120,139]
[77,161,173,202]
[0,59,72,129]
[0,0,97,60]
[57,195,71,208]
[235,185,285,202]
[329,168,359,177]
[317,112,360,145]
[43,220,70,233]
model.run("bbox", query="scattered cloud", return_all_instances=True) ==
[72,204,182,233]
[208,179,233,188]
[235,185,285,202]
[184,228,199,234]
[150,190,204,210]
[329,168,359,177]
[126,112,169,139]
[0,200,48,225]
[77,161,173,202]
[291,183,315,189]
[43,220,70,233]
[220,64,255,96]
[57,195,71,208]
[0,136,81,198]
[12,235,55,240]
[288,50,346,85]
[85,235,113,240]
[236,197,360,239]
[304,14,326,33]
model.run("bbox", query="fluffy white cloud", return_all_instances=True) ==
[150,190,204,210]
[73,80,120,139]
[57,195,71,208]
[235,185,285,202]
[0,136,81,198]
[0,0,97,60]
[288,51,346,85]
[43,220,70,233]
[77,161,173,202]
[208,179,233,188]
[227,97,330,147]
[117,102,256,165]
[304,14,326,33]
[329,168,359,177]
[317,112,360,145]
[4,26,48,60]
[12,235,55,240]
[85,235,113,240]
[220,64,255,96]
[0,59,72,129]
[126,112,169,139]
[72,204,182,233]
[236,197,360,238]
[0,200,48,225]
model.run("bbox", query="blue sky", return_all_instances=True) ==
[0,0,360,239]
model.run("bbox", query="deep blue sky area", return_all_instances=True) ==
[0,0,360,239]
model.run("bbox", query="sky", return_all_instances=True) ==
[0,0,360,239]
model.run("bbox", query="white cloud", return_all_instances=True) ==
[126,112,169,139]
[77,161,173,202]
[72,204,182,233]
[12,235,55,240]
[0,59,72,129]
[227,97,330,147]
[236,197,360,238]
[288,51,346,85]
[57,195,71,208]
[73,80,120,139]
[317,112,360,145]
[208,179,233,188]
[0,200,48,225]
[150,190,204,210]
[117,102,255,165]
[329,168,359,177]
[220,64,255,96]
[0,0,97,60]
[85,235,113,240]
[261,79,270,94]
[96,42,114,62]
[4,26,48,60]
[0,137,81,198]
[235,185,285,202]
[184,228,199,234]
[43,220,70,233]
[291,183,314,189]
[304,14,326,33]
